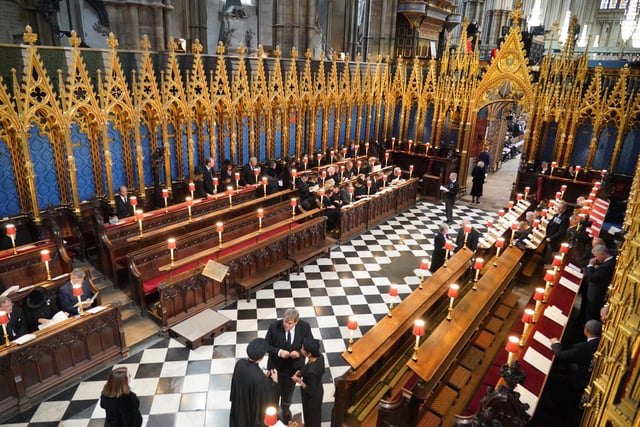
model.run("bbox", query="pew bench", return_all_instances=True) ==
[235,259,294,302]
[287,236,336,274]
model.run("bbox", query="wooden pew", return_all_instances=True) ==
[0,305,126,421]
[389,150,459,198]
[0,240,72,290]
[332,248,474,426]
[154,216,331,330]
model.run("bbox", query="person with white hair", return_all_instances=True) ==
[582,245,615,322]
[470,161,485,204]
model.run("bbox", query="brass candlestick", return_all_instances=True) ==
[77,295,85,315]
[348,329,354,353]
[170,249,175,267]
[9,236,16,255]
[44,260,51,280]
[1,324,9,346]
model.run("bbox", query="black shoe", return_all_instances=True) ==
[281,408,292,423]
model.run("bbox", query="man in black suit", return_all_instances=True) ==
[430,223,450,273]
[58,268,95,316]
[202,157,216,195]
[582,245,616,322]
[265,308,314,423]
[545,200,570,261]
[442,172,459,224]
[454,218,479,252]
[0,295,27,341]
[241,156,259,186]
[115,185,133,219]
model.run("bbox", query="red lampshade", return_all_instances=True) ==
[594,182,601,190]
[601,169,607,177]
[6,224,16,236]
[391,137,396,143]
[508,201,514,209]
[348,186,354,194]
[365,142,369,148]
[185,196,193,207]
[589,192,596,201]
[561,185,567,192]
[213,177,218,186]
[544,269,556,283]
[317,153,322,161]
[382,174,388,181]
[234,172,240,180]
[167,238,176,250]
[254,167,260,176]
[129,196,137,206]
[541,209,548,218]
[135,209,144,220]
[498,209,504,218]
[385,152,389,159]
[188,182,195,192]
[408,139,413,145]
[521,308,535,324]
[551,161,557,168]
[366,179,372,188]
[357,160,362,167]
[412,319,425,337]
[290,198,297,207]
[464,224,472,234]
[395,168,401,177]
[420,258,429,270]
[448,284,459,299]
[291,169,298,177]
[487,220,493,228]
[575,165,581,171]
[319,188,325,197]
[534,287,545,301]
[426,142,431,148]
[560,242,570,254]
[555,192,561,200]
[303,156,308,163]
[552,255,563,267]
[578,213,585,221]
[216,222,224,233]
[0,310,8,325]
[72,283,83,297]
[474,258,484,270]
[505,335,520,353]
[262,176,268,185]
[321,170,327,179]
[347,316,358,330]
[226,186,234,195]
[257,208,264,218]
[40,249,51,262]
[389,285,398,297]
[533,219,540,228]
[264,406,278,426]
[445,241,453,251]
[342,147,347,155]
[340,165,345,172]
[516,193,522,201]
[496,238,505,248]
[330,150,334,157]
[548,200,555,208]
[409,165,414,172]
[511,221,519,230]
[524,186,531,193]
[162,188,169,198]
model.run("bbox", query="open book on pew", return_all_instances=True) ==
[73,291,100,308]
[38,311,69,330]
[13,333,37,345]
[565,263,584,280]
[1,284,35,297]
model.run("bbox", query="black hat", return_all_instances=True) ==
[303,337,321,357]
[247,338,268,361]
[25,287,48,310]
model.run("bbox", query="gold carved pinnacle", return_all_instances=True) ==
[257,44,264,57]
[192,39,203,54]
[141,35,151,51]
[68,30,81,48]
[167,37,177,53]
[217,42,225,56]
[106,33,118,49]
[274,45,282,58]
[510,1,523,26]
[237,43,246,56]
[319,51,325,61]
[291,47,298,60]
[306,49,312,60]
[356,53,362,62]
[23,26,37,45]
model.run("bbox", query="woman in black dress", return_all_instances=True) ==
[292,337,325,427]
[100,367,142,427]
[470,160,486,204]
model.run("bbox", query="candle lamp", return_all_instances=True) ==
[409,165,414,178]
[73,282,85,315]
[227,186,234,208]
[494,238,505,266]
[291,169,297,189]
[129,195,137,216]
[550,161,557,176]
[135,209,144,235]
[524,186,530,200]
[425,142,430,155]
[498,209,505,224]
[473,258,484,290]
[356,160,361,175]
[533,219,540,229]
[544,269,556,300]
[186,195,193,220]
[384,152,389,167]
[262,176,268,198]
[291,198,297,218]
[516,193,523,202]
[366,179,372,196]
[189,182,195,199]
[463,223,472,248]
[391,137,396,150]
[574,165,581,182]
[486,219,493,230]
[519,308,535,346]
[601,169,607,178]
[6,224,16,254]
[588,192,596,201]
[319,188,325,209]
[560,185,567,199]
[411,320,425,361]
[168,238,176,267]
[347,316,358,353]
[303,156,308,170]
[264,406,278,426]
[339,165,345,181]
[0,310,9,346]
[593,182,601,191]
[559,242,570,261]
[555,191,562,202]
[234,172,240,190]
[216,222,224,249]
[321,169,327,186]
[41,249,52,280]
[419,258,429,289]
[317,153,323,166]
[330,150,335,164]
[382,173,388,188]
[508,201,514,212]
[254,167,260,184]
[552,255,563,273]
[446,284,459,320]
[342,147,347,158]
[548,199,556,209]
[444,241,453,267]
[541,209,548,220]
[257,208,264,232]
[365,142,369,157]
[510,221,518,242]
[534,287,545,320]
[213,177,218,195]
[354,144,360,156]
[505,335,521,366]
[408,139,413,152]
[387,285,398,317]
[162,188,169,213]
[348,186,354,204]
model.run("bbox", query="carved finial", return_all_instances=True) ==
[274,45,281,58]
[106,33,118,49]
[141,35,151,51]
[291,47,298,60]
[68,30,81,48]
[167,37,177,53]
[510,0,523,27]
[23,26,37,45]
[319,51,325,61]
[237,43,246,55]
[305,49,312,60]
[192,39,203,54]
[217,41,226,56]
[356,53,362,62]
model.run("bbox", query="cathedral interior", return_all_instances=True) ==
[0,1,639,426]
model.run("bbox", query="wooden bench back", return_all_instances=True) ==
[0,240,72,289]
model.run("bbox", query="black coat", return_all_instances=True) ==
[584,257,616,321]
[551,337,600,388]
[115,195,132,219]
[455,227,479,252]
[6,307,26,341]
[300,357,325,427]
[100,392,143,427]
[430,232,448,272]
[444,180,459,202]
[229,359,278,427]
[265,319,313,376]
[470,165,485,197]
[545,211,570,250]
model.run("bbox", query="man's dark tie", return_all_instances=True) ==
[286,330,292,349]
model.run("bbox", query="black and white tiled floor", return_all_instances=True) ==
[5,200,493,427]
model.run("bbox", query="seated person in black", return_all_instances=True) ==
[23,287,66,332]
[262,160,280,195]
[59,268,95,316]
[220,159,235,189]
[0,295,26,341]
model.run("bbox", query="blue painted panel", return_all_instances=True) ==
[157,128,166,184]
[108,122,126,190]
[202,122,211,160]
[0,139,20,217]
[540,121,558,162]
[167,123,178,179]
[593,121,617,170]
[369,105,377,137]
[616,125,640,175]
[316,111,323,152]
[275,130,282,159]
[70,124,96,201]
[289,118,297,157]
[182,125,190,178]
[571,120,592,167]
[350,107,358,144]
[407,104,417,140]
[29,125,60,208]
[392,105,402,138]
[139,124,153,186]
[328,108,335,146]
[423,104,434,142]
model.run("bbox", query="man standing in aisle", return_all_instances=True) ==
[265,308,314,423]
[442,172,459,224]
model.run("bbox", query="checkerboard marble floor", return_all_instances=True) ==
[4,200,492,427]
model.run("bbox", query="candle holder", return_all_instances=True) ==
[505,335,520,366]
[408,139,413,152]
[510,221,518,242]
[235,172,240,191]
[347,316,358,353]
[168,238,176,267]
[73,282,85,315]
[130,195,137,216]
[213,178,218,195]
[519,309,535,346]
[0,311,9,346]
[291,169,297,189]
[184,197,192,222]
[303,156,308,170]
[425,142,430,155]
[216,222,224,249]
[387,285,398,317]
[162,189,169,213]
[494,238,505,266]
[262,177,268,198]
[524,186,530,200]
[444,241,453,268]
[330,150,335,164]
[257,209,264,233]
[419,259,429,289]
[473,258,484,290]
[560,185,567,200]
[559,242,570,261]
[6,224,16,254]
[446,284,459,320]
[574,166,581,182]
[544,269,556,300]
[291,198,297,219]
[550,161,557,176]
[319,189,325,209]
[41,249,51,280]
[409,165,414,178]
[384,152,389,167]
[391,137,396,151]
[552,255,563,273]
[189,182,195,199]
[264,406,278,427]
[463,224,471,248]
[533,287,546,319]
[227,186,234,208]
[254,168,260,185]
[366,180,371,196]
[412,320,425,361]
[365,142,369,157]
